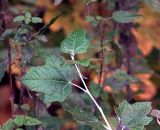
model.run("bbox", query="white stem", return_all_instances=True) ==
[70,82,87,93]
[70,54,112,130]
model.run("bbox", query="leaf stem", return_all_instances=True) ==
[70,54,112,130]
[70,82,87,93]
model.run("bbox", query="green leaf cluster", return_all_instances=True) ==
[13,11,42,24]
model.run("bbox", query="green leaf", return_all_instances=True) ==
[25,18,31,24]
[76,59,90,67]
[63,102,106,130]
[14,115,41,126]
[39,12,61,34]
[13,15,25,22]
[113,11,142,23]
[89,82,101,97]
[0,29,15,40]
[22,55,77,103]
[61,29,89,54]
[18,27,29,35]
[31,17,42,23]
[25,11,32,18]
[2,119,15,130]
[86,16,102,27]
[106,69,138,89]
[2,116,41,130]
[116,100,153,130]
[0,61,7,82]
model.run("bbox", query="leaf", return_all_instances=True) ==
[39,12,61,34]
[2,119,15,130]
[54,0,63,5]
[2,116,41,130]
[113,11,142,23]
[63,102,106,130]
[106,69,138,89]
[18,27,29,35]
[13,15,25,22]
[14,115,41,126]
[0,29,15,40]
[22,55,77,103]
[116,100,153,130]
[25,18,31,24]
[31,17,42,23]
[0,61,7,82]
[61,29,89,54]
[89,82,101,97]
[86,16,102,27]
[25,11,32,18]
[76,59,90,67]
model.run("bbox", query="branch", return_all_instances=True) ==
[70,53,112,130]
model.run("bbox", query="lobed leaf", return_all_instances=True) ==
[22,55,77,103]
[61,29,89,54]
[116,100,153,130]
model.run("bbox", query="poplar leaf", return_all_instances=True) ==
[61,29,89,54]
[22,55,77,103]
[113,11,142,23]
[116,100,152,130]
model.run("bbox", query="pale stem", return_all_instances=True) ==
[70,54,112,130]
[70,82,87,93]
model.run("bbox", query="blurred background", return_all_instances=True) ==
[0,0,160,130]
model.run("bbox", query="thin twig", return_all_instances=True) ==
[70,53,112,130]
